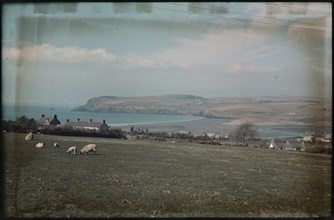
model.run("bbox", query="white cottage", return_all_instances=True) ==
[269,140,275,149]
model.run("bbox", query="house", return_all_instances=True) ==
[49,114,61,126]
[303,131,332,143]
[64,118,110,134]
[178,130,190,135]
[315,134,332,143]
[269,140,302,151]
[38,114,52,125]
[206,132,224,139]
[38,114,61,127]
[303,135,314,142]
[303,131,315,142]
[324,134,332,142]
[269,140,275,149]
[200,132,216,138]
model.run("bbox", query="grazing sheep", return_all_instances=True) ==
[54,143,60,148]
[80,144,97,155]
[36,142,46,148]
[67,146,77,154]
[25,132,33,140]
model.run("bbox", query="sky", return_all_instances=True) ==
[2,2,332,107]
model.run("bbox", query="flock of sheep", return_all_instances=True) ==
[25,132,97,155]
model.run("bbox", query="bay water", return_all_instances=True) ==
[2,105,331,139]
[2,105,203,127]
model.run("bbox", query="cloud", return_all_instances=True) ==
[0,25,289,74]
[154,29,266,69]
[2,44,116,63]
[154,27,291,72]
[226,63,281,74]
[116,55,163,69]
[2,27,279,73]
[227,63,242,73]
[2,44,166,70]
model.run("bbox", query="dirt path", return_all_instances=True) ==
[4,132,331,217]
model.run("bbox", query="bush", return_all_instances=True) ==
[38,126,126,139]
[2,116,37,133]
[303,142,332,154]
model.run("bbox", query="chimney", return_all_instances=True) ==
[90,119,92,122]
[53,114,57,119]
[103,120,106,124]
[77,118,80,122]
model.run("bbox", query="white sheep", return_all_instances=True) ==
[80,144,97,155]
[36,142,46,148]
[67,146,77,154]
[25,132,33,140]
[54,143,60,148]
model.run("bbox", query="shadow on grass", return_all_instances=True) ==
[67,153,107,156]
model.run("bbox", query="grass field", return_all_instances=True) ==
[4,132,332,217]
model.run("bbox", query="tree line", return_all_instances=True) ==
[2,115,259,143]
[2,116,125,139]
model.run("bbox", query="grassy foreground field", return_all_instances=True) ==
[4,132,331,217]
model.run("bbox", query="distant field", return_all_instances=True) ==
[4,132,331,217]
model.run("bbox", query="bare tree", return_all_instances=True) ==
[230,121,258,143]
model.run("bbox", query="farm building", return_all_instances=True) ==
[64,118,110,134]
[269,140,303,151]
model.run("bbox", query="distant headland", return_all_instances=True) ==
[73,94,332,127]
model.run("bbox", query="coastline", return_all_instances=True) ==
[111,118,233,134]
[3,104,331,139]
[112,118,332,139]
[109,116,206,129]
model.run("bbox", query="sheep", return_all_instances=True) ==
[80,144,97,155]
[67,146,77,154]
[36,142,46,148]
[54,143,60,148]
[25,132,33,140]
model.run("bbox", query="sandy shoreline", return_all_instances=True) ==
[112,118,331,139]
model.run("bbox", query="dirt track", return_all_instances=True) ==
[4,132,331,217]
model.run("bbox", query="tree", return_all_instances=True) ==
[7,115,38,133]
[16,115,29,132]
[230,121,258,143]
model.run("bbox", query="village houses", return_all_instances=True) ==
[38,114,61,128]
[302,131,332,143]
[64,118,110,134]
[38,113,110,134]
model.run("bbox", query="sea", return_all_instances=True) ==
[2,105,203,127]
[2,105,331,139]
